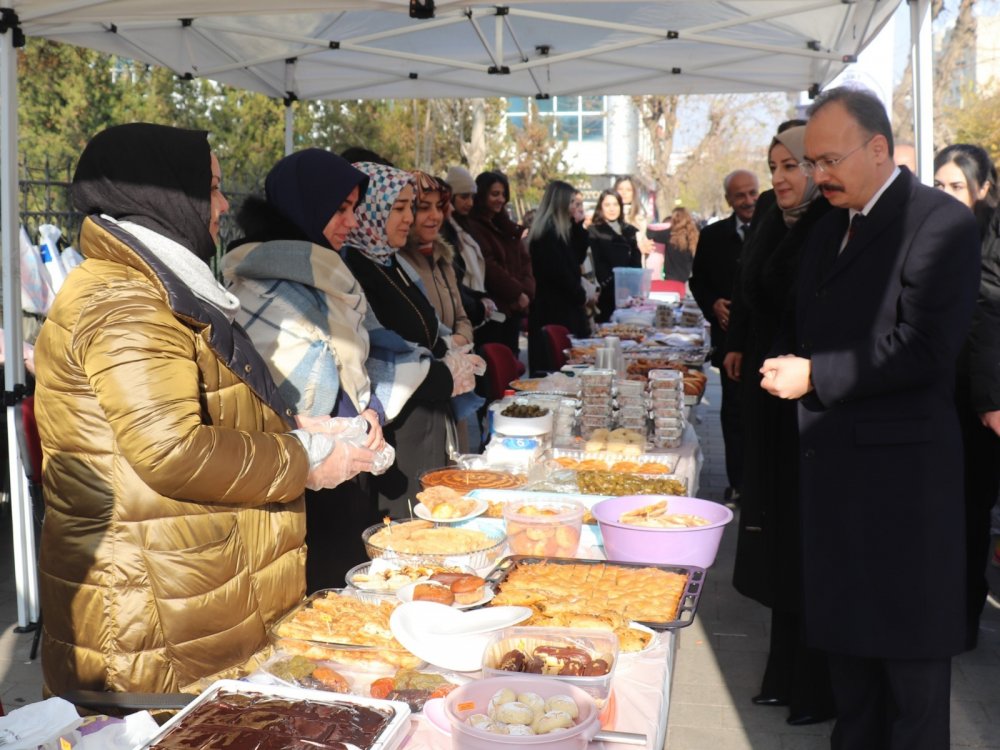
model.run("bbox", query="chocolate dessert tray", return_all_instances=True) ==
[138,679,411,750]
[484,555,706,630]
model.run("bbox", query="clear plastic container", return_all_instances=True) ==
[481,627,619,702]
[503,499,585,557]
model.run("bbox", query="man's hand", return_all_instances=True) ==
[517,292,530,311]
[980,410,1000,437]
[759,355,813,399]
[722,351,743,382]
[712,298,732,331]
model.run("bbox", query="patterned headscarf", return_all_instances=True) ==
[344,162,416,266]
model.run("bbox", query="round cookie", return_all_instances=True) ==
[533,709,575,734]
[517,691,545,719]
[487,688,517,719]
[494,701,535,726]
[505,724,535,736]
[544,694,579,719]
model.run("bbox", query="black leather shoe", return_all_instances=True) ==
[751,694,788,706]
[786,713,834,726]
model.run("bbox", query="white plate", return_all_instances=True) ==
[395,580,496,610]
[390,602,532,672]
[412,498,488,524]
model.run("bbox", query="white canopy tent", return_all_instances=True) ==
[2,0,927,629]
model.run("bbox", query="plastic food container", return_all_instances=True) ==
[481,627,618,702]
[270,588,423,670]
[445,676,600,749]
[363,519,507,570]
[503,499,584,557]
[592,495,734,568]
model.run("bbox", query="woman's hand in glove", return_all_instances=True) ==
[443,348,477,396]
[305,435,375,490]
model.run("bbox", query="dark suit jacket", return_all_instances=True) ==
[690,213,743,366]
[787,168,980,659]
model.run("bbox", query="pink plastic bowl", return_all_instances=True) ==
[591,495,733,568]
[445,676,600,749]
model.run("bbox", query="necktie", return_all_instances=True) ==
[847,214,864,244]
[739,223,750,242]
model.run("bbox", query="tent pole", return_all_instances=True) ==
[284,59,295,156]
[1,9,39,630]
[909,0,933,185]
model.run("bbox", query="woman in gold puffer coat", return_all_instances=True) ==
[33,124,329,696]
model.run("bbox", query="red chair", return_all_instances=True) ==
[480,343,524,402]
[540,324,572,372]
[650,279,687,296]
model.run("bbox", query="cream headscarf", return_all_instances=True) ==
[771,126,821,226]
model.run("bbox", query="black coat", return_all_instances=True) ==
[689,214,743,366]
[528,222,590,338]
[782,169,980,659]
[729,197,832,608]
[589,222,641,323]
[968,206,1000,413]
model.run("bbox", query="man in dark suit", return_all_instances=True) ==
[689,170,758,503]
[761,87,980,749]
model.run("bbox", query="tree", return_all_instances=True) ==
[892,0,976,146]
[949,80,1000,162]
[494,101,572,217]
[634,95,681,218]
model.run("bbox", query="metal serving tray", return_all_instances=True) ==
[134,679,411,750]
[483,555,706,630]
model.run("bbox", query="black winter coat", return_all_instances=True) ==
[729,197,832,609]
[781,169,980,659]
[528,222,590,338]
[589,222,640,323]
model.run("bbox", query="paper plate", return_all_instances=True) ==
[412,498,488,524]
[395,580,496,610]
[390,602,532,672]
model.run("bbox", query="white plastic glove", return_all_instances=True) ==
[443,345,486,396]
[308,438,375,490]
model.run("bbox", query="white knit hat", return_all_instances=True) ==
[445,165,477,195]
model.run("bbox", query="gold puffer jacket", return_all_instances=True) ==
[34,216,310,696]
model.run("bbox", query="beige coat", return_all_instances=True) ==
[399,237,474,343]
[34,216,309,695]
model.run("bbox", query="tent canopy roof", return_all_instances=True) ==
[11,1,900,101]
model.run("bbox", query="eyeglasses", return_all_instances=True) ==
[800,137,874,176]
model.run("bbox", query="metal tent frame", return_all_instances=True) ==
[0,0,931,629]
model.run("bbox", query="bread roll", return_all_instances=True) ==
[450,574,486,605]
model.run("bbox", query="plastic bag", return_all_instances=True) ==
[0,696,81,750]
[37,224,68,293]
[19,225,54,314]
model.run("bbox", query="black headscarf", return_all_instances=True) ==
[263,148,369,250]
[72,123,217,262]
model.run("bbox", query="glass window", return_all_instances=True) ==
[535,97,554,114]
[556,96,579,113]
[581,115,604,141]
[507,115,526,131]
[507,96,528,114]
[555,115,578,140]
[582,95,604,112]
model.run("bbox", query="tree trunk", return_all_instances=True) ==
[633,95,680,219]
[462,98,487,175]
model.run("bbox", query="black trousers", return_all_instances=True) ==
[718,364,744,491]
[827,653,951,750]
[760,608,834,716]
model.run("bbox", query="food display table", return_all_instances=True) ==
[400,630,677,749]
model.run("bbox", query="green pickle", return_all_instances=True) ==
[577,470,687,496]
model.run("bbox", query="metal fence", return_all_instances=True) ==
[13,158,258,263]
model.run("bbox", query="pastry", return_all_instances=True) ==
[449,574,486,605]
[411,582,455,605]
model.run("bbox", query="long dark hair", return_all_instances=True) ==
[934,144,998,233]
[591,189,624,226]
